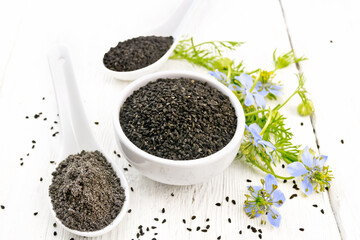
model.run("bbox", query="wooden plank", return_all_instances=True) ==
[0,0,340,239]
[279,0,360,238]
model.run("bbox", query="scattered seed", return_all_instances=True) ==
[40,177,43,181]
[259,229,262,233]
[201,229,207,232]
[154,218,159,221]
[251,226,257,233]
[25,116,29,119]
[20,158,23,161]
[182,219,186,224]
[94,122,99,125]
[1,205,5,209]
[196,226,200,231]
[215,203,221,206]
[321,209,324,214]
[50,161,55,164]
[259,234,262,239]
[26,153,29,156]
[283,179,287,183]
[228,218,231,223]
[239,230,242,234]
[206,225,210,229]
[20,162,24,166]
[205,218,209,222]
[186,228,192,232]
[299,228,304,231]
[330,40,333,43]
[301,122,303,126]
[341,139,344,144]
[34,114,40,119]
[34,212,38,216]
[225,196,229,202]
[130,187,134,192]
[217,236,221,240]
[171,193,174,197]
[50,126,54,130]
[246,179,252,182]
[247,225,250,229]
[191,216,196,220]
[128,209,132,213]
[282,164,285,168]
[161,208,165,213]
[32,145,35,149]
[231,200,236,205]
[54,121,58,124]
[117,154,121,158]
[42,97,45,100]
[53,223,57,227]
[52,131,59,137]
[151,226,157,229]
[70,238,74,240]
[289,194,298,199]
[32,140,36,144]
[53,231,57,236]
[43,118,47,121]
[123,168,128,171]
[162,219,166,224]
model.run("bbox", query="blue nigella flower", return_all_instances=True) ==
[234,73,268,109]
[209,69,227,83]
[244,174,285,227]
[245,123,276,162]
[287,147,333,195]
[256,81,283,96]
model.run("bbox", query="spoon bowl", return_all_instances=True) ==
[101,0,201,81]
[47,46,129,237]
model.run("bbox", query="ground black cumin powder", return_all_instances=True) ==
[120,78,237,160]
[103,36,173,72]
[49,150,125,232]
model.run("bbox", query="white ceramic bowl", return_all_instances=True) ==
[113,71,245,185]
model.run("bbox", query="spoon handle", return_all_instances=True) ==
[48,46,98,157]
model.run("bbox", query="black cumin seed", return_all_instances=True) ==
[239,230,242,234]
[161,208,165,213]
[301,122,303,126]
[196,226,200,231]
[182,219,186,224]
[34,114,40,119]
[34,212,38,216]
[53,223,57,227]
[50,161,55,164]
[128,209,132,213]
[259,233,262,239]
[313,129,316,133]
[117,154,121,158]
[53,231,57,236]
[42,97,45,100]
[283,179,287,183]
[40,177,43,181]
[290,194,298,199]
[232,200,236,205]
[52,131,59,137]
[32,145,35,149]
[32,140,36,144]
[123,168,128,171]
[282,164,285,168]
[1,205,4,209]
[94,122,99,125]
[70,238,74,240]
[293,180,296,184]
[246,179,252,182]
[187,228,192,231]
[50,126,54,130]
[299,228,304,231]
[251,226,257,233]
[20,158,23,161]
[138,225,143,229]
[130,187,134,192]
[206,218,209,222]
[225,196,229,202]
[151,226,157,229]
[201,229,207,232]
[26,153,29,156]
[128,164,132,167]
[341,139,344,144]
[191,215,196,220]
[215,203,221,206]
[247,225,250,229]
[325,186,329,191]
[25,116,29,119]
[155,233,158,235]
[146,227,149,231]
[113,150,116,154]
[136,233,140,238]
[206,225,210,229]
[162,219,166,224]
[171,193,174,197]
[217,236,221,240]
[228,218,231,223]
[43,118,47,121]
[321,209,324,214]
[154,218,159,221]
[259,229,262,233]
[20,162,24,166]
[54,121,58,124]
[152,238,156,240]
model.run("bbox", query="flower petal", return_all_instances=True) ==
[244,92,255,107]
[317,155,328,168]
[229,84,241,91]
[253,93,266,109]
[262,144,275,163]
[258,140,276,151]
[265,174,277,192]
[267,208,281,227]
[209,69,226,82]
[272,189,285,207]
[286,162,309,177]
[268,88,284,96]
[244,202,261,218]
[247,185,263,195]
[301,177,314,196]
[302,147,314,168]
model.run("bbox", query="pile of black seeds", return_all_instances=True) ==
[120,78,237,160]
[103,36,173,72]
[49,150,125,232]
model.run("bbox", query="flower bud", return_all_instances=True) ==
[297,100,314,116]
[214,57,233,70]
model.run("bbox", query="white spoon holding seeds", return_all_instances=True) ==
[101,0,202,81]
[47,46,129,237]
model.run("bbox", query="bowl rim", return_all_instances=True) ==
[113,70,245,167]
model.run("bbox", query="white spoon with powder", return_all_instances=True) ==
[47,45,129,237]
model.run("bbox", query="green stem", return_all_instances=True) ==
[250,161,294,180]
[245,109,269,117]
[226,66,232,84]
[276,90,299,110]
[260,110,272,135]
[250,77,259,93]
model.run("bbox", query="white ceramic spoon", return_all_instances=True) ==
[102,0,202,80]
[47,46,130,237]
